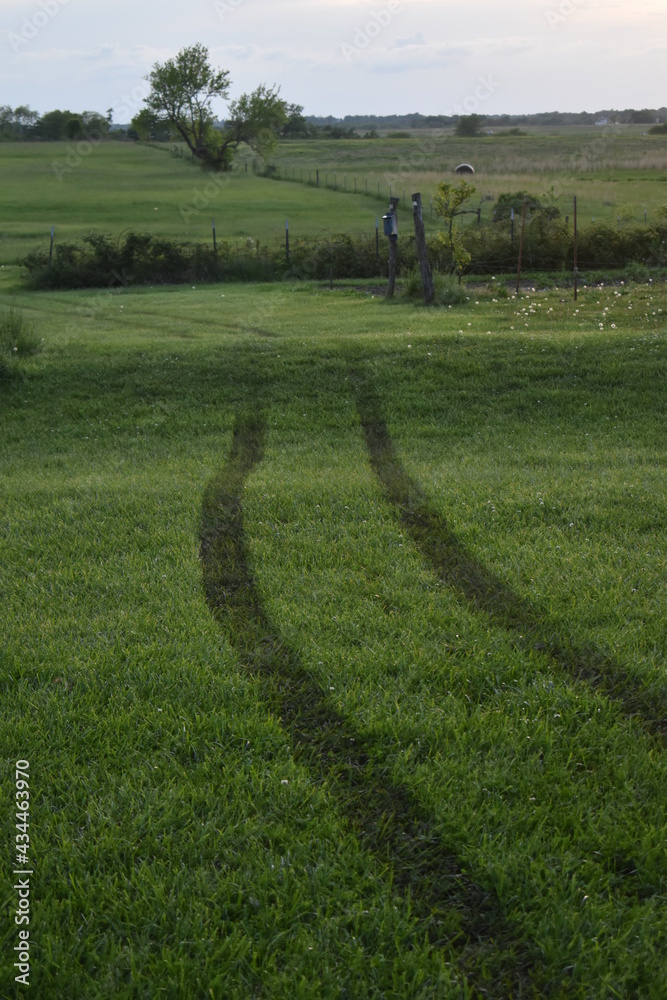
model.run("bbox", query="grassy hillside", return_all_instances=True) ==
[1,267,665,997]
[1,130,666,266]
[0,142,389,266]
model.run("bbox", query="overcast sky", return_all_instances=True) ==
[1,0,665,121]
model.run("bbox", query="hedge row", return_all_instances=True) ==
[21,220,667,289]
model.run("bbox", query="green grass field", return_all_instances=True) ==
[0,142,390,267]
[271,129,667,224]
[1,129,667,266]
[1,263,665,997]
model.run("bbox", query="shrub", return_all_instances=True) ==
[402,266,468,306]
[19,222,667,290]
[22,232,226,289]
[624,261,651,283]
[493,191,544,222]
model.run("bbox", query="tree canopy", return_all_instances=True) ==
[218,84,288,166]
[454,114,485,137]
[142,44,288,170]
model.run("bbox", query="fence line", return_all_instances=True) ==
[254,162,660,227]
[29,214,666,291]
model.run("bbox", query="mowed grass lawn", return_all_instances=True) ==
[0,270,665,998]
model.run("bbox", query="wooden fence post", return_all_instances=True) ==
[411,192,434,305]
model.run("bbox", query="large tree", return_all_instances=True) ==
[145,43,230,161]
[144,44,287,170]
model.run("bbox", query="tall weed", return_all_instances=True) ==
[0,306,42,357]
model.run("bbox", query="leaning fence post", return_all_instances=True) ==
[411,192,434,305]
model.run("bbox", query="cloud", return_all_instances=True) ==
[214,44,257,61]
[370,44,468,73]
[391,32,426,48]
[368,35,533,73]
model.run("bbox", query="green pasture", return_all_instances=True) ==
[271,129,667,223]
[0,142,389,267]
[0,267,665,997]
[1,129,667,266]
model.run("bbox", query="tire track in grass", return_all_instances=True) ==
[351,368,666,744]
[200,410,533,996]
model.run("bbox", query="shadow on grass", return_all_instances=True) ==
[351,368,666,744]
[200,410,533,996]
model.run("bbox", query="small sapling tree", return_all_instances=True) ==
[433,179,477,279]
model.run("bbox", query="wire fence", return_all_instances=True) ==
[21,215,667,290]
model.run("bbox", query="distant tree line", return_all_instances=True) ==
[307,108,667,130]
[4,100,664,146]
[0,106,113,141]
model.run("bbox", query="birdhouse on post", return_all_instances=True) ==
[382,212,398,237]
